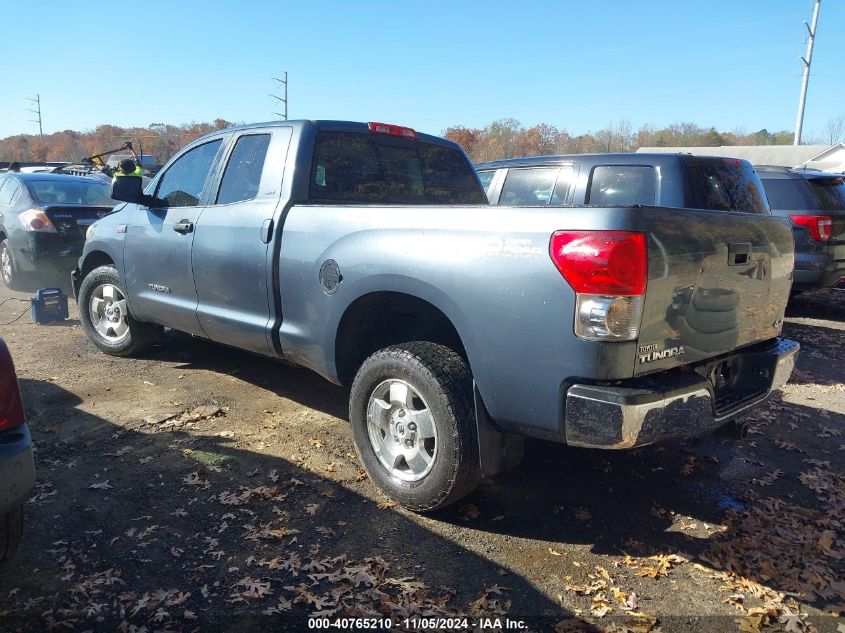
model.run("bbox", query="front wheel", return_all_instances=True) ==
[349,342,481,512]
[78,265,161,356]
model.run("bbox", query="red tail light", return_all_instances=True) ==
[549,231,647,295]
[0,340,24,432]
[549,231,648,341]
[790,215,832,242]
[367,122,418,139]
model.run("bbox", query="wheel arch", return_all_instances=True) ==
[79,250,116,278]
[334,291,469,387]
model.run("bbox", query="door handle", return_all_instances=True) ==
[173,220,194,234]
[260,218,273,244]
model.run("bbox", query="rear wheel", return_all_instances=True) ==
[349,342,481,512]
[78,265,162,356]
[0,239,25,291]
[0,505,23,563]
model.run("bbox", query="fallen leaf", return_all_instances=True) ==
[458,503,481,520]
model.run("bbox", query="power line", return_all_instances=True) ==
[270,72,288,120]
[794,0,822,145]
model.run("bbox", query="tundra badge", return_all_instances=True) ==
[638,343,685,364]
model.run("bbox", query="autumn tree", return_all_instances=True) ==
[825,116,844,145]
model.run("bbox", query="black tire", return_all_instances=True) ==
[677,316,739,353]
[0,239,25,291]
[349,342,481,512]
[78,265,162,356]
[691,288,739,312]
[685,306,738,333]
[0,505,23,563]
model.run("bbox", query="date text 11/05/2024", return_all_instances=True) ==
[307,617,528,630]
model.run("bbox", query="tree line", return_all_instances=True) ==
[442,119,804,163]
[1,117,841,165]
[0,120,234,164]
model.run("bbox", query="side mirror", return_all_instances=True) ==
[111,176,144,204]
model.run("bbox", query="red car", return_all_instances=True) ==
[0,337,34,562]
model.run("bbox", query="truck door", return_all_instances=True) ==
[191,127,293,355]
[123,138,225,335]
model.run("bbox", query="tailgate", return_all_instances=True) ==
[43,206,114,252]
[634,207,794,375]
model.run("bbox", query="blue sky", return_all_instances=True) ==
[2,0,843,142]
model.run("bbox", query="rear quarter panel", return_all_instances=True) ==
[277,204,642,438]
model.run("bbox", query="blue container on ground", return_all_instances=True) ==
[31,288,69,324]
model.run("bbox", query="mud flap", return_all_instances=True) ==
[474,382,524,477]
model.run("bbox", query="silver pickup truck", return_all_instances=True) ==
[72,120,798,511]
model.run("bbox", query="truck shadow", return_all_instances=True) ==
[124,333,843,621]
[1,378,582,632]
[786,288,845,321]
[144,330,351,420]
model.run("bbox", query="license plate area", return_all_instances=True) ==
[706,354,771,417]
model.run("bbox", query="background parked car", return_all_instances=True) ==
[0,336,34,563]
[0,173,116,290]
[475,153,771,212]
[756,166,845,292]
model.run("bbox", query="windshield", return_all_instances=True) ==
[683,157,768,214]
[27,179,115,206]
[310,132,485,204]
[762,176,845,211]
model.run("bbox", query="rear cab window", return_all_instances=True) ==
[216,134,271,205]
[310,132,485,205]
[587,165,656,206]
[683,157,768,214]
[762,176,845,211]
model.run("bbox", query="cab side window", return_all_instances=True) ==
[550,165,576,204]
[477,170,496,197]
[500,167,558,205]
[587,165,656,206]
[155,139,223,207]
[216,134,271,205]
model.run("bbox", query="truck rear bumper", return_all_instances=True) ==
[563,337,799,449]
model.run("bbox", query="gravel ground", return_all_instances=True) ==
[0,281,842,633]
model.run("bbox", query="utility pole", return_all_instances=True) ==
[793,0,821,145]
[270,72,288,120]
[26,94,45,161]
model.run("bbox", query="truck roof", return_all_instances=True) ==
[475,152,747,170]
[189,120,458,150]
[754,165,845,179]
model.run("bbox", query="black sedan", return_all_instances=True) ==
[0,173,116,289]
